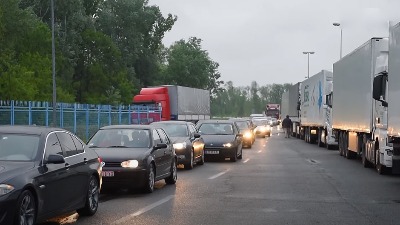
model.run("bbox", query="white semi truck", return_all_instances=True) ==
[300,70,337,149]
[387,23,400,174]
[280,83,301,137]
[332,37,391,174]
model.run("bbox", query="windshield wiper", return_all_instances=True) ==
[107,145,128,148]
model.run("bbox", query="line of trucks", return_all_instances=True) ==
[281,22,400,175]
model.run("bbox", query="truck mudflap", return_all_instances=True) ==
[392,143,400,174]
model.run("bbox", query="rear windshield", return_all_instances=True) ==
[0,134,40,161]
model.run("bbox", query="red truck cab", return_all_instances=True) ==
[132,87,168,123]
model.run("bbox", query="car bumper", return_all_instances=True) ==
[101,167,148,189]
[0,191,20,225]
[175,148,191,165]
[204,147,237,158]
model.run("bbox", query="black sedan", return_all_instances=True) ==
[152,121,205,170]
[87,125,177,193]
[195,120,243,162]
[0,125,101,225]
[230,118,255,148]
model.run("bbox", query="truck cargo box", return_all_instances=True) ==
[280,83,300,122]
[388,23,400,138]
[332,38,388,132]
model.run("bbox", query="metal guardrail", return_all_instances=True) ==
[0,100,162,141]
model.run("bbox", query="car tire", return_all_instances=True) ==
[230,151,238,162]
[198,150,205,165]
[238,146,243,159]
[184,150,194,170]
[165,160,177,185]
[77,175,99,216]
[143,163,155,193]
[14,190,36,225]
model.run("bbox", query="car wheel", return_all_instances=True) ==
[230,150,237,162]
[198,150,205,165]
[184,150,194,170]
[14,190,36,225]
[165,160,177,184]
[77,175,99,216]
[143,163,155,193]
[237,146,243,159]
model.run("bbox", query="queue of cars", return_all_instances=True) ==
[0,119,271,225]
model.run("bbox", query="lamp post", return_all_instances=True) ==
[51,0,57,126]
[303,51,315,79]
[333,22,343,59]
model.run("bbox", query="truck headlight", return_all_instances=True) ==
[121,160,139,168]
[223,143,233,148]
[173,142,187,150]
[0,184,14,196]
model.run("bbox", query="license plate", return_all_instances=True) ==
[102,171,114,177]
[205,150,219,154]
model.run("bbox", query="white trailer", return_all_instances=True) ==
[300,70,337,149]
[387,23,400,174]
[333,37,390,174]
[280,83,301,137]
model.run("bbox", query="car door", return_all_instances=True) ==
[152,130,167,178]
[37,132,72,215]
[189,124,202,159]
[55,132,87,209]
[157,128,173,176]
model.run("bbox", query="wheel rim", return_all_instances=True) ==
[149,166,155,190]
[19,194,35,225]
[88,177,99,211]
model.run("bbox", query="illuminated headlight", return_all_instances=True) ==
[243,132,252,139]
[0,184,14,196]
[173,142,187,150]
[121,160,139,168]
[223,143,233,148]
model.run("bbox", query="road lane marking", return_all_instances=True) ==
[258,150,262,153]
[208,170,229,179]
[243,158,250,163]
[112,195,174,224]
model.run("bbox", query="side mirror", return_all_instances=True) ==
[194,133,201,138]
[46,154,65,164]
[154,143,167,150]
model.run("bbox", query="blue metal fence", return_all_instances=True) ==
[0,100,162,141]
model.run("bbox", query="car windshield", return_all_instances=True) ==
[0,134,40,161]
[88,129,150,148]
[154,123,188,137]
[198,123,234,135]
[235,121,249,130]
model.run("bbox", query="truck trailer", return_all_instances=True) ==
[300,70,337,149]
[132,85,211,123]
[387,23,400,174]
[332,37,391,174]
[280,83,301,137]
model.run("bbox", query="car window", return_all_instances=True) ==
[45,133,63,159]
[157,129,170,144]
[56,132,78,157]
[71,134,84,154]
[152,130,162,145]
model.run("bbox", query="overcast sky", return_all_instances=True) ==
[148,0,400,87]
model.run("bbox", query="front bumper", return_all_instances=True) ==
[175,148,191,165]
[101,167,148,189]
[0,190,20,225]
[204,147,237,158]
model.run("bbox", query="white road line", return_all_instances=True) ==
[112,195,174,224]
[208,170,229,179]
[258,150,262,153]
[243,158,250,163]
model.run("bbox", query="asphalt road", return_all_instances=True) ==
[41,128,400,225]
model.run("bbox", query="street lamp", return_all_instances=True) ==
[51,0,57,126]
[303,51,315,79]
[333,22,343,59]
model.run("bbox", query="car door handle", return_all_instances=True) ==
[65,163,70,169]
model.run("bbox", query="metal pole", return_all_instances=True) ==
[307,53,310,79]
[340,28,343,59]
[51,0,57,126]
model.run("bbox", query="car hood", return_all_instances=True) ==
[169,137,188,144]
[0,161,35,183]
[201,135,236,147]
[92,148,150,162]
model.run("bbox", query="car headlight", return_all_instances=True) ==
[173,142,187,150]
[223,143,233,148]
[260,127,267,132]
[121,160,139,168]
[243,132,252,139]
[0,184,14,196]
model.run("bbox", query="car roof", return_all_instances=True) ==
[197,120,234,124]
[100,125,153,130]
[152,121,191,125]
[0,125,65,135]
